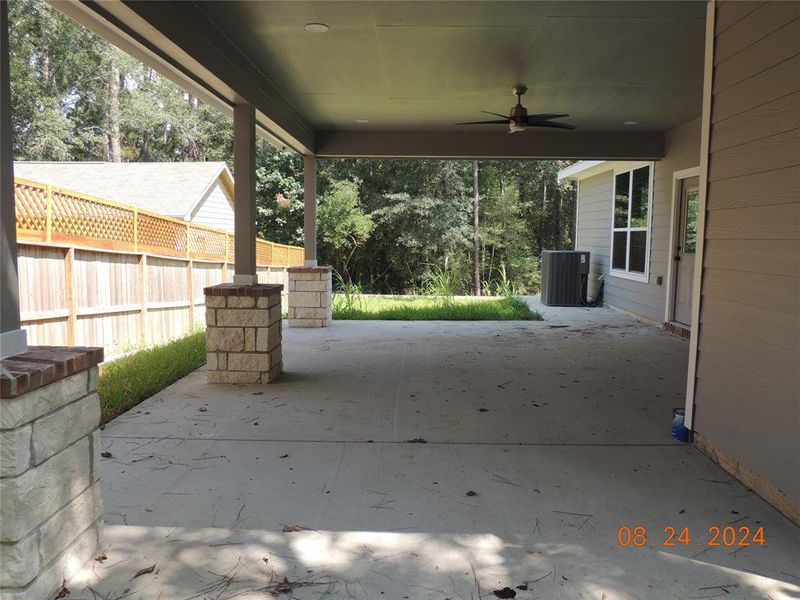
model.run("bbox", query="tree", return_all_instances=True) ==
[254,144,303,245]
[317,180,374,281]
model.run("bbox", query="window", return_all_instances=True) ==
[611,164,652,279]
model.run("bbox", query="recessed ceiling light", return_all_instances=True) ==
[304,23,330,33]
[624,121,639,126]
[355,119,369,124]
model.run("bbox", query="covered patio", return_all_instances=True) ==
[1,1,798,598]
[77,302,799,597]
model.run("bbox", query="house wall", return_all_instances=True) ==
[191,180,235,232]
[574,119,700,322]
[693,0,800,517]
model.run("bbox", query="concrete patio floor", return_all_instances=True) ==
[69,302,799,599]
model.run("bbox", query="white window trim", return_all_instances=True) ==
[608,161,654,284]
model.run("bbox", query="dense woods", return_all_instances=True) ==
[9,0,576,294]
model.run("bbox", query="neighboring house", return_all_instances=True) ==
[558,119,701,335]
[14,161,236,232]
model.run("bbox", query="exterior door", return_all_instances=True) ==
[673,176,699,325]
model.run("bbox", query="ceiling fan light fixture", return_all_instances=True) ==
[509,122,526,134]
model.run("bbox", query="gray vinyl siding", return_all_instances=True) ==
[191,181,235,232]
[694,1,800,508]
[574,119,701,322]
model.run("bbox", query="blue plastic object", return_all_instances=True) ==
[671,408,691,443]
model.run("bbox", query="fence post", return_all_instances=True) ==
[138,254,148,348]
[186,223,191,258]
[187,259,194,327]
[45,184,53,242]
[64,247,77,345]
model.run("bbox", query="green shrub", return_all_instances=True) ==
[97,330,206,423]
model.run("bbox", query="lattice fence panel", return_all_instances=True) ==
[288,246,304,266]
[272,244,289,266]
[188,226,228,260]
[15,184,48,238]
[137,213,187,256]
[256,240,273,265]
[51,191,135,246]
[227,234,236,263]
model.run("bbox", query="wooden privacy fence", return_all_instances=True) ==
[15,178,304,359]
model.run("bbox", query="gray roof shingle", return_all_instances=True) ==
[14,161,233,219]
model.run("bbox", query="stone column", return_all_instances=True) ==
[287,266,332,327]
[0,346,104,599]
[204,283,282,384]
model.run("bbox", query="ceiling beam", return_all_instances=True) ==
[51,0,314,155]
[315,130,665,160]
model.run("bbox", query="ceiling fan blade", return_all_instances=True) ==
[527,113,569,121]
[456,119,510,125]
[481,110,511,119]
[528,120,577,130]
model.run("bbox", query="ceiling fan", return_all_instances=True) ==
[457,86,576,134]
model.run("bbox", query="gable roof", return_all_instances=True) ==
[13,161,234,220]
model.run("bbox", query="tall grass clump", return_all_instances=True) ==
[97,330,206,423]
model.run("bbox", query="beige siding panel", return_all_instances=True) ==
[713,16,800,92]
[699,323,799,393]
[694,353,799,504]
[706,165,800,210]
[704,238,800,277]
[708,126,800,181]
[698,1,800,520]
[702,267,799,315]
[712,53,800,122]
[715,1,800,63]
[704,203,799,240]
[711,90,800,152]
[714,0,766,35]
[699,295,798,354]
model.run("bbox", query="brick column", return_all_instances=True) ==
[204,283,283,384]
[287,266,332,327]
[0,346,104,600]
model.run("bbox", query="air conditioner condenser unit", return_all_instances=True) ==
[540,250,601,307]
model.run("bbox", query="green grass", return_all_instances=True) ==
[333,295,541,321]
[97,330,206,424]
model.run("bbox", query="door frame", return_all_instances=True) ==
[664,166,700,324]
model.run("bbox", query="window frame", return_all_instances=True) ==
[609,161,654,283]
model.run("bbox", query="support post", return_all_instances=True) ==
[233,103,257,285]
[303,154,317,266]
[0,2,27,358]
[187,259,194,326]
[138,254,148,347]
[65,247,77,346]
